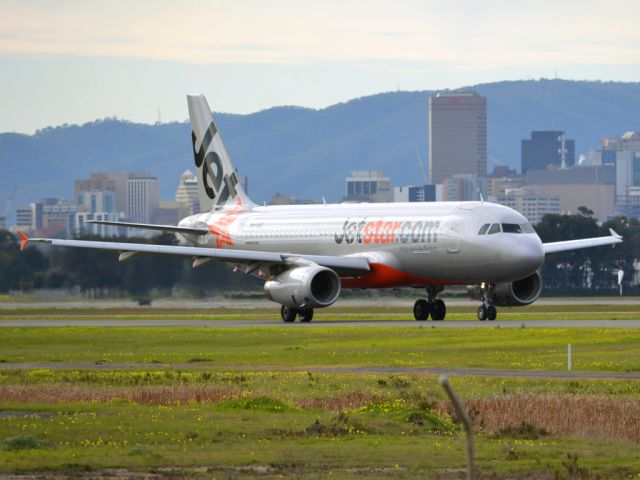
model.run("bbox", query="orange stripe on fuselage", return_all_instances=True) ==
[341,263,461,289]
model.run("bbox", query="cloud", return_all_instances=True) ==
[0,0,638,68]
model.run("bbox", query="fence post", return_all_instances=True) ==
[439,375,474,480]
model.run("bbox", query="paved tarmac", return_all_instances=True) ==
[2,297,639,309]
[0,361,638,380]
[1,319,640,328]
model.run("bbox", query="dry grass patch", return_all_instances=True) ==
[457,394,640,443]
[0,385,240,405]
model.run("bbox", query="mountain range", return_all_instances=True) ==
[2,79,640,223]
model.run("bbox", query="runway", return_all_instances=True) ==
[0,361,638,380]
[1,319,640,328]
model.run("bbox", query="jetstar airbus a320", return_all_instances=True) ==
[20,95,623,322]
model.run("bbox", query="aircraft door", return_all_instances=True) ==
[446,221,461,254]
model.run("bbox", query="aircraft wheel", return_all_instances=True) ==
[487,305,497,321]
[432,299,446,321]
[413,299,430,321]
[281,305,297,323]
[477,305,488,321]
[299,308,314,322]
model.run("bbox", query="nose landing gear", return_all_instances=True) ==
[413,286,446,321]
[476,283,497,321]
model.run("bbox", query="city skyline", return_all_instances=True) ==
[1,0,639,133]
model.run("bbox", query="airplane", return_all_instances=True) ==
[19,95,623,322]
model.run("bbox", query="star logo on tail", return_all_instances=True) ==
[208,198,246,248]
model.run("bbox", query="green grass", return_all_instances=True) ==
[0,388,639,477]
[0,326,639,372]
[1,304,640,477]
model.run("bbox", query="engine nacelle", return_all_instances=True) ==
[468,271,543,307]
[264,265,341,308]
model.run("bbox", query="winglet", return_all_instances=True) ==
[609,228,622,239]
[18,231,29,251]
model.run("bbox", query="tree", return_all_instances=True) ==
[535,213,640,294]
[0,231,48,292]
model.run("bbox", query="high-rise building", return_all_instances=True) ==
[156,200,191,226]
[0,216,5,229]
[175,169,200,215]
[75,172,128,214]
[443,175,489,202]
[428,92,487,184]
[497,187,560,224]
[15,206,33,231]
[586,132,640,218]
[76,190,115,214]
[74,212,126,237]
[616,150,640,218]
[393,185,437,202]
[41,198,76,231]
[127,173,160,223]
[527,166,616,221]
[345,171,393,203]
[487,168,526,198]
[521,131,575,174]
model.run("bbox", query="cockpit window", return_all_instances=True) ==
[521,223,536,234]
[478,223,490,235]
[501,223,522,233]
[487,223,501,235]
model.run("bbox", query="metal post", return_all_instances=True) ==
[439,375,474,480]
[568,344,572,371]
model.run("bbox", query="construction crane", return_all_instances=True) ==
[3,186,17,218]
[415,146,428,185]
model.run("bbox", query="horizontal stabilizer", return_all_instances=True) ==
[86,220,208,236]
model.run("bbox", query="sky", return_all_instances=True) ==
[1,0,639,133]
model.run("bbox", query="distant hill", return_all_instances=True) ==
[2,79,640,223]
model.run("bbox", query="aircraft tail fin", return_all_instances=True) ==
[187,95,254,212]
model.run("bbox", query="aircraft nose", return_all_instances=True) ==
[511,237,545,274]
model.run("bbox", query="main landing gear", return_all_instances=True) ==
[280,305,314,323]
[476,283,497,321]
[413,286,446,321]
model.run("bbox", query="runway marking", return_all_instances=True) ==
[1,319,640,328]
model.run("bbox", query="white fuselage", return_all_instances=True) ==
[178,201,545,288]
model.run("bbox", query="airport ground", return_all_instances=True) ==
[0,298,639,478]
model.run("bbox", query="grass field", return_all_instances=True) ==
[1,326,640,372]
[1,303,640,478]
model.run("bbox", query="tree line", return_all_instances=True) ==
[1,210,638,297]
[0,231,259,297]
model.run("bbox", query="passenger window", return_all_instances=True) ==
[501,223,522,234]
[487,223,501,235]
[478,224,490,235]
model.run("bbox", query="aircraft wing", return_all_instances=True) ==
[18,233,370,277]
[543,228,623,255]
[85,220,208,236]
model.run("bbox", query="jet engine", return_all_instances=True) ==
[468,271,543,307]
[264,265,341,308]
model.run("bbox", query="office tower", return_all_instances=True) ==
[429,92,487,184]
[127,173,160,223]
[175,169,200,215]
[345,171,393,203]
[521,131,575,174]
